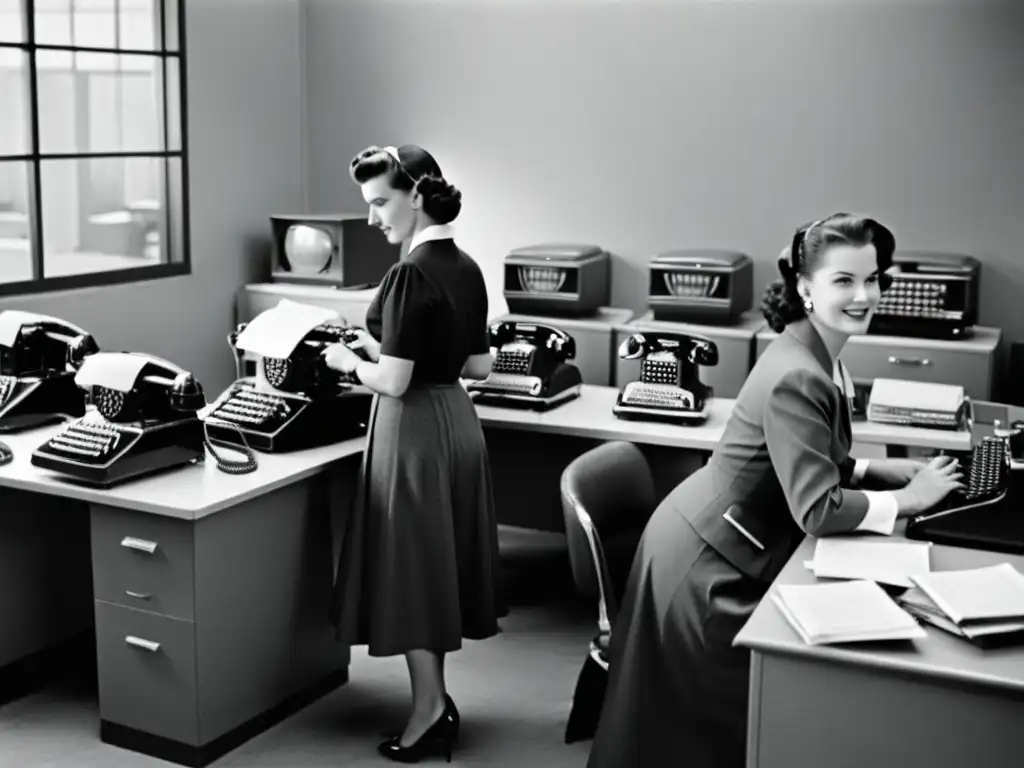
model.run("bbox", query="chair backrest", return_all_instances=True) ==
[560,441,656,630]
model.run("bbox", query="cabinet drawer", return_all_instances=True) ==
[91,506,195,621]
[94,600,198,745]
[841,340,993,400]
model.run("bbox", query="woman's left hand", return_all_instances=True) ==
[869,458,931,487]
[322,342,361,373]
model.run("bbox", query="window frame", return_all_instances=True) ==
[0,0,191,297]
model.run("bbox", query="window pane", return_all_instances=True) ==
[119,0,158,50]
[0,161,33,284]
[34,0,72,46]
[0,48,30,156]
[166,155,183,264]
[164,56,180,151]
[37,52,163,155]
[73,0,115,49]
[0,0,25,44]
[41,156,164,277]
[163,0,178,52]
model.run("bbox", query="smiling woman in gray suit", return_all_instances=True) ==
[586,212,965,768]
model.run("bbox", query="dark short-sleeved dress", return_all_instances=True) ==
[329,236,506,657]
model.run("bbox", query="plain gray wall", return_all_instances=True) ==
[0,0,305,396]
[304,0,1024,372]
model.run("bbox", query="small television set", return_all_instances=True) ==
[647,249,754,324]
[270,214,400,289]
[502,243,610,317]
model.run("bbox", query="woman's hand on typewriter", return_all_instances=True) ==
[322,343,361,374]
[867,458,930,487]
[894,455,964,517]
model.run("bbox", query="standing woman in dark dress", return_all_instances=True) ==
[586,213,964,768]
[323,144,505,763]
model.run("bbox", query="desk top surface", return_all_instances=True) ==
[474,384,973,452]
[0,420,364,521]
[734,534,1024,696]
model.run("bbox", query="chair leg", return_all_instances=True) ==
[564,653,609,744]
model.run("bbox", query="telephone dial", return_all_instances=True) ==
[31,351,209,488]
[0,310,99,433]
[202,321,373,453]
[465,321,583,411]
[613,331,718,424]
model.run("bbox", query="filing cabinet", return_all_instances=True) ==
[755,325,1001,401]
[494,307,635,387]
[614,310,766,398]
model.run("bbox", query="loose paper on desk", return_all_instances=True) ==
[810,536,932,588]
[869,378,964,413]
[234,302,339,359]
[74,352,152,393]
[910,563,1024,625]
[772,580,926,646]
[0,309,43,347]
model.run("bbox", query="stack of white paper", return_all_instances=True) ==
[234,301,340,359]
[772,580,926,646]
[808,536,933,588]
[911,563,1024,626]
[74,352,152,393]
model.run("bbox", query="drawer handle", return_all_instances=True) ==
[121,536,158,554]
[125,590,151,601]
[125,636,161,652]
[887,356,932,367]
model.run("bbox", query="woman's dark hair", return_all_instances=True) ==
[348,144,462,224]
[760,212,896,332]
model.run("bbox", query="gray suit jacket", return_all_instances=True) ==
[682,318,873,584]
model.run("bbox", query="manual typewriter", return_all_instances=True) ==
[31,352,207,488]
[870,251,981,339]
[466,321,583,410]
[613,331,718,424]
[203,321,373,452]
[0,310,100,432]
[905,436,1023,553]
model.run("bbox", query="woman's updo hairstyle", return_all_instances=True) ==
[348,143,463,225]
[760,212,896,333]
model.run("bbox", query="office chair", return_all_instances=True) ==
[560,440,656,744]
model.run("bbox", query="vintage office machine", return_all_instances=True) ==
[31,352,207,488]
[870,251,981,339]
[647,249,754,324]
[905,435,1023,554]
[0,310,99,433]
[613,331,718,424]
[502,243,610,317]
[866,378,971,431]
[203,319,373,452]
[270,213,401,289]
[466,321,583,410]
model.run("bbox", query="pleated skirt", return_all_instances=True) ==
[586,502,766,768]
[330,382,506,657]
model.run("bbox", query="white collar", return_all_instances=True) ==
[408,224,455,254]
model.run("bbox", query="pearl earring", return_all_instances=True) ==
[802,297,814,314]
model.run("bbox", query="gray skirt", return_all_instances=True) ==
[330,382,505,657]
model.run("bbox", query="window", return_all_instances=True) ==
[0,0,189,296]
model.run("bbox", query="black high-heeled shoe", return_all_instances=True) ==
[444,693,459,738]
[377,707,458,764]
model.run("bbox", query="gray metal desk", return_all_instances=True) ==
[0,424,364,767]
[735,536,1024,768]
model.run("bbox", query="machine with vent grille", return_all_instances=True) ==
[646,249,753,324]
[466,321,583,410]
[203,321,372,452]
[30,352,207,487]
[612,331,718,424]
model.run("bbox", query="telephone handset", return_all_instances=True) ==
[203,321,373,453]
[31,351,210,487]
[465,321,584,411]
[0,310,100,433]
[612,331,718,424]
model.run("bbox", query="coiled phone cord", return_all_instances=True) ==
[0,440,12,467]
[202,420,258,475]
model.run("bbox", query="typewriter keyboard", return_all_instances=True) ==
[958,437,1009,502]
[44,421,127,463]
[493,350,532,376]
[640,358,679,387]
[210,388,293,432]
[621,382,694,410]
[476,373,542,397]
[0,376,15,408]
[878,280,950,318]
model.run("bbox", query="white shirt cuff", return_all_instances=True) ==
[853,491,900,535]
[852,459,870,484]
